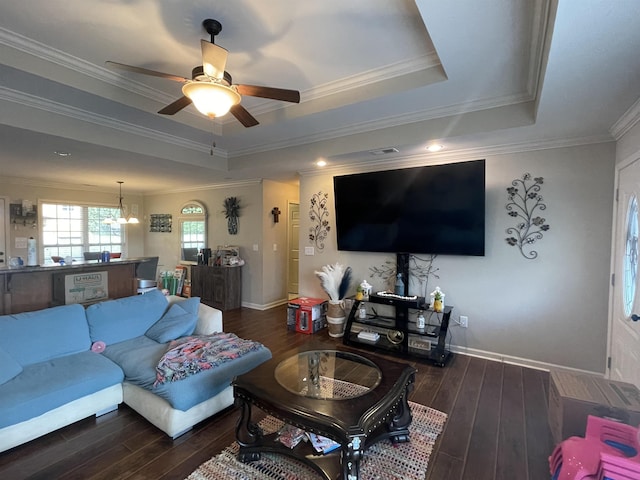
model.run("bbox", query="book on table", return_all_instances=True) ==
[307,432,340,454]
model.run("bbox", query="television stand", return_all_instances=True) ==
[343,295,452,367]
[342,253,452,366]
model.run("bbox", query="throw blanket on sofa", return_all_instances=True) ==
[154,333,264,386]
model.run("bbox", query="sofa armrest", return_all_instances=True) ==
[165,295,223,334]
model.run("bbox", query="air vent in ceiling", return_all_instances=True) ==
[369,147,399,155]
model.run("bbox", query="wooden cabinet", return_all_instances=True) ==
[191,265,242,311]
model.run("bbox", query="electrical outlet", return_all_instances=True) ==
[459,315,468,328]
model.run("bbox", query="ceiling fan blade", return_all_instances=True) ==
[158,96,193,115]
[106,61,188,83]
[201,40,228,80]
[236,85,300,103]
[230,104,259,127]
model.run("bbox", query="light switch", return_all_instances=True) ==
[273,243,278,251]
[304,246,315,256]
[253,244,259,251]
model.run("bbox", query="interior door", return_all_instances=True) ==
[609,157,640,387]
[287,202,300,297]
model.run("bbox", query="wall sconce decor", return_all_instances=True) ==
[505,173,550,259]
[271,207,281,223]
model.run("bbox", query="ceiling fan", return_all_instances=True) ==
[106,19,300,127]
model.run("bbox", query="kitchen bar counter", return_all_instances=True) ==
[0,258,154,314]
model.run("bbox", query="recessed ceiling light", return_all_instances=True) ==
[426,144,444,152]
[316,160,327,167]
[54,151,71,157]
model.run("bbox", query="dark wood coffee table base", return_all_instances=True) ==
[233,351,416,480]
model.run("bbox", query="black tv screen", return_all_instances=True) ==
[333,159,485,255]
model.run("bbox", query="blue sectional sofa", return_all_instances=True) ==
[0,289,272,452]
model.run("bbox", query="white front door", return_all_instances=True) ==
[609,157,640,387]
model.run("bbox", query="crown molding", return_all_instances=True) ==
[610,96,640,140]
[299,133,614,177]
[1,27,443,127]
[0,175,136,194]
[145,179,263,196]
[0,86,225,156]
[303,52,440,102]
[0,27,176,105]
[526,0,554,99]
[229,92,532,158]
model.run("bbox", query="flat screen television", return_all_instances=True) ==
[333,159,485,255]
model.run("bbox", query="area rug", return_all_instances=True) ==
[186,401,447,480]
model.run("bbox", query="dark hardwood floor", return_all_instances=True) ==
[0,305,555,479]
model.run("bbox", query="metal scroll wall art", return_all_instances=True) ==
[369,254,440,297]
[309,191,330,251]
[505,173,550,259]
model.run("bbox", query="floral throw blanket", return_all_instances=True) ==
[154,333,264,386]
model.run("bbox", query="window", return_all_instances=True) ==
[623,195,638,317]
[41,202,124,263]
[180,201,207,263]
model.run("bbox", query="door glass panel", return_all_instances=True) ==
[623,195,638,316]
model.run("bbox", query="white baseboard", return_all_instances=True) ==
[236,302,604,375]
[450,344,604,376]
[241,298,289,311]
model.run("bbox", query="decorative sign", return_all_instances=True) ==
[150,214,172,232]
[64,271,108,304]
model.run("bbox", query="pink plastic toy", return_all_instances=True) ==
[549,415,640,480]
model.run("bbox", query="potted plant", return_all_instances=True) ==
[430,286,445,313]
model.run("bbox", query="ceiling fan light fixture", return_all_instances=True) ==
[182,81,241,118]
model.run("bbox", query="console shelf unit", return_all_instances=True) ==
[342,253,452,366]
[343,297,452,366]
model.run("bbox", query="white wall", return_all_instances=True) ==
[299,143,615,373]
[143,182,264,305]
[142,179,299,308]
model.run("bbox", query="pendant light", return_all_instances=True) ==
[103,181,139,224]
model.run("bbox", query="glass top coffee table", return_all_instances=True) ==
[233,350,416,480]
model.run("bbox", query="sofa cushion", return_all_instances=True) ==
[0,346,22,385]
[145,297,200,343]
[86,289,168,345]
[0,351,124,428]
[103,335,272,411]
[0,304,90,367]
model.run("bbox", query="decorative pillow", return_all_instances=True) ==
[0,345,23,385]
[86,288,168,345]
[145,297,200,343]
[173,296,200,317]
